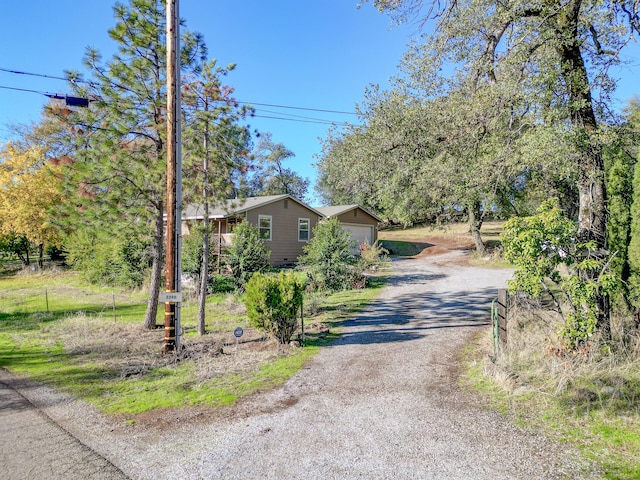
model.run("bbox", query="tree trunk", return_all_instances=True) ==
[37,243,44,269]
[15,248,28,267]
[467,201,485,255]
[198,216,209,335]
[198,103,210,336]
[557,11,610,340]
[144,204,164,329]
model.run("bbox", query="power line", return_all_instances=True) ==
[0,67,92,85]
[252,114,342,125]
[0,83,352,125]
[239,101,357,115]
[257,108,342,123]
[0,67,70,82]
[0,85,50,95]
[0,66,359,116]
[0,85,90,107]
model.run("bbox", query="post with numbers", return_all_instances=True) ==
[164,0,182,352]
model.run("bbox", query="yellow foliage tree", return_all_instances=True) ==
[0,142,63,266]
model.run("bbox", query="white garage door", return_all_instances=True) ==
[342,224,374,254]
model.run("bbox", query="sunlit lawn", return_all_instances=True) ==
[0,267,386,416]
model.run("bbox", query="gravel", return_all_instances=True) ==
[1,250,602,479]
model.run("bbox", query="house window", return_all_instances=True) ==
[258,215,272,241]
[298,218,310,242]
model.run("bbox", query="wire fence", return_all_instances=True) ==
[0,285,148,323]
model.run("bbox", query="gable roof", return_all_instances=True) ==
[182,194,324,220]
[316,204,383,222]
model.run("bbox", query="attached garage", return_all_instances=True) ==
[316,205,382,254]
[342,224,375,253]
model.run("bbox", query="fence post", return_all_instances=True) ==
[497,288,508,345]
[112,290,117,323]
[45,288,49,313]
[300,300,305,345]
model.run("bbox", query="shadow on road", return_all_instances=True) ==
[332,286,500,347]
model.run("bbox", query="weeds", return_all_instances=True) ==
[471,294,640,479]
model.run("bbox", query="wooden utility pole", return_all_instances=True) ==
[164,0,182,352]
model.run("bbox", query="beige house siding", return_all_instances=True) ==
[334,208,379,244]
[245,198,321,265]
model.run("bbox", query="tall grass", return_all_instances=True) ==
[469,294,640,480]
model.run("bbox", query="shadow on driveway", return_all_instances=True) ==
[332,286,501,347]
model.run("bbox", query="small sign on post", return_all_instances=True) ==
[159,291,182,303]
[234,327,244,351]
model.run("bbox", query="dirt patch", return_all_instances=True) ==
[396,234,475,262]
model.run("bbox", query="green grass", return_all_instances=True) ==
[0,270,151,324]
[0,268,385,417]
[310,275,386,329]
[379,240,425,256]
[463,334,640,480]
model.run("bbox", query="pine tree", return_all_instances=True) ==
[628,151,640,307]
[61,0,205,328]
[182,59,252,335]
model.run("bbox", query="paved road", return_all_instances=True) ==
[0,373,128,480]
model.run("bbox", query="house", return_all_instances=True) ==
[315,205,382,253]
[182,195,383,265]
[181,194,323,266]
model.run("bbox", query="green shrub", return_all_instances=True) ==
[244,271,304,344]
[65,229,151,288]
[45,244,66,262]
[226,222,271,286]
[502,199,616,350]
[299,218,356,291]
[207,274,236,294]
[181,227,206,278]
[357,240,388,272]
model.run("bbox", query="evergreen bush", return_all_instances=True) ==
[299,218,356,291]
[244,271,304,344]
[226,222,271,286]
[65,229,151,288]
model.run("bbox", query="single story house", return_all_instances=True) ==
[181,194,323,266]
[315,204,382,253]
[181,195,382,265]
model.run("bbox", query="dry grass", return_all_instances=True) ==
[379,221,504,251]
[39,311,306,384]
[475,295,640,479]
[493,295,640,395]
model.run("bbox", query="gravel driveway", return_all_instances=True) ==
[2,250,601,479]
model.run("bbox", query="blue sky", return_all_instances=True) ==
[0,0,415,204]
[1,1,639,205]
